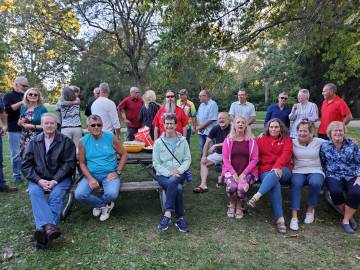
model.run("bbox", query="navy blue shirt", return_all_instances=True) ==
[264,104,291,127]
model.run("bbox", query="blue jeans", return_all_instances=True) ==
[28,177,72,229]
[8,132,22,183]
[0,136,5,188]
[198,134,207,157]
[156,174,185,218]
[326,177,360,209]
[291,173,324,210]
[258,168,292,218]
[75,175,121,208]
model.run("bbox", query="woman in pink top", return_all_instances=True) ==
[222,117,259,219]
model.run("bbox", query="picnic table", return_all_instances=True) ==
[62,151,166,218]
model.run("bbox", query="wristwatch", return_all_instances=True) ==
[116,170,122,176]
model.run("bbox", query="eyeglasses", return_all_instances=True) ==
[166,95,175,98]
[21,84,29,88]
[28,93,38,97]
[280,97,288,100]
[90,123,102,128]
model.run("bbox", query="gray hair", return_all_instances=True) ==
[130,86,139,93]
[143,90,156,104]
[298,89,310,99]
[14,76,28,84]
[278,91,288,97]
[99,82,110,94]
[324,83,337,93]
[41,113,59,123]
[87,114,103,124]
[69,85,80,94]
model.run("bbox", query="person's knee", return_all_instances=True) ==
[176,184,183,193]
[28,184,43,197]
[75,188,89,201]
[104,188,120,201]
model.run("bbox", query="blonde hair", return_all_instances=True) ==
[327,121,346,139]
[229,116,254,140]
[143,90,156,104]
[23,88,43,107]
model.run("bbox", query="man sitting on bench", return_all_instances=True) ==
[75,115,127,221]
[193,112,231,193]
[22,113,76,249]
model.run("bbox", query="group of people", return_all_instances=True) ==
[0,77,359,250]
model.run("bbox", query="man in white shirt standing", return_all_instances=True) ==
[91,82,121,139]
[228,89,256,125]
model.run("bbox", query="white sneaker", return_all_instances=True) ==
[99,201,115,221]
[92,207,102,217]
[304,212,315,224]
[290,218,299,231]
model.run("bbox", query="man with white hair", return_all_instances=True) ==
[117,86,143,141]
[91,82,121,139]
[22,113,76,249]
[4,76,29,184]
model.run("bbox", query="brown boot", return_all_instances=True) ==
[45,224,61,241]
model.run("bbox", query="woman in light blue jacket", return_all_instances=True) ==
[153,113,191,233]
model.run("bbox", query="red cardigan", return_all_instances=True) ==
[256,135,293,174]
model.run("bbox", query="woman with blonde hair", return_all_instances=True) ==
[320,121,360,234]
[139,90,160,140]
[18,88,48,157]
[221,117,259,219]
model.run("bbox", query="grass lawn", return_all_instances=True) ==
[1,126,360,269]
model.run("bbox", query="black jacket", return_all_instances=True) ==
[3,90,23,132]
[22,131,76,183]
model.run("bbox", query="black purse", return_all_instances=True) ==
[160,138,192,182]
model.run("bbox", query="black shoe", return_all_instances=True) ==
[34,229,48,250]
[0,185,18,192]
[45,224,61,241]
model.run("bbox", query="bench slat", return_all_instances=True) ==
[121,181,160,191]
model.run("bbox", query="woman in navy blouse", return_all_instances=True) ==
[320,121,360,234]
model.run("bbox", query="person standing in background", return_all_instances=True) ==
[4,76,28,184]
[264,92,291,128]
[176,89,196,145]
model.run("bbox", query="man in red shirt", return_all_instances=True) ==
[152,90,188,139]
[117,87,143,141]
[318,83,352,140]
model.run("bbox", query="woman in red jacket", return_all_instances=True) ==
[248,118,293,234]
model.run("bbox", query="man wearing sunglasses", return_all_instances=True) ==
[4,76,29,184]
[264,92,291,128]
[75,115,127,222]
[152,90,188,140]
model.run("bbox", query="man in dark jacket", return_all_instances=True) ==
[22,113,76,249]
[4,76,28,183]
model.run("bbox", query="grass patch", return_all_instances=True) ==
[1,124,360,269]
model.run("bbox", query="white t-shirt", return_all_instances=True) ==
[229,101,256,119]
[292,137,325,176]
[91,97,120,132]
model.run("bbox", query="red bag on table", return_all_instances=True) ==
[134,126,154,146]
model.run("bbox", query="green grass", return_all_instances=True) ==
[256,111,266,121]
[1,127,360,269]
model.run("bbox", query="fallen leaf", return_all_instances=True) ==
[1,247,14,262]
[248,239,257,245]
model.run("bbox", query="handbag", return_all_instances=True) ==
[160,138,192,182]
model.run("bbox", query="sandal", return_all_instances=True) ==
[248,196,258,208]
[227,206,235,218]
[235,207,244,219]
[193,186,209,193]
[216,176,225,189]
[276,221,287,234]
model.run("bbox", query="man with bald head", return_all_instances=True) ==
[117,86,143,141]
[318,83,352,140]
[194,112,230,193]
[4,76,29,183]
[85,87,100,117]
[196,89,218,156]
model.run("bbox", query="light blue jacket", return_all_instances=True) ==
[152,134,191,177]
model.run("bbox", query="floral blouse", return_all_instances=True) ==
[320,139,360,181]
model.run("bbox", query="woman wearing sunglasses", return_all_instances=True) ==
[289,89,319,138]
[18,88,48,157]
